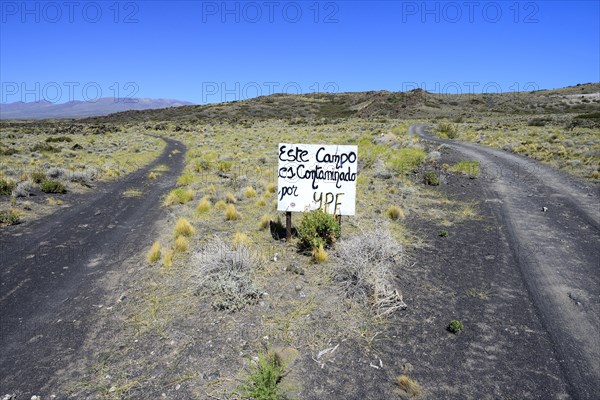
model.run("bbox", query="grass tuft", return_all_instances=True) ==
[174,235,190,253]
[224,204,239,221]
[174,218,196,237]
[196,196,211,214]
[258,214,271,230]
[312,244,328,263]
[162,248,174,270]
[386,206,404,220]
[147,241,161,263]
[244,186,257,198]
[396,375,422,397]
[164,187,194,206]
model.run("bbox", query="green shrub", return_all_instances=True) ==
[0,180,16,195]
[30,172,47,184]
[298,208,341,250]
[388,148,426,174]
[237,351,286,400]
[0,209,20,225]
[447,319,464,334]
[423,171,440,186]
[439,230,448,237]
[40,180,66,193]
[438,122,459,139]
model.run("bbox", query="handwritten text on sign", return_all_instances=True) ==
[277,143,358,215]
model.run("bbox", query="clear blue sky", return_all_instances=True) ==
[1,1,598,104]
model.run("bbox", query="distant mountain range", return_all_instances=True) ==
[0,98,195,119]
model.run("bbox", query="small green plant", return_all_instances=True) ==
[0,209,21,225]
[237,351,286,400]
[439,230,448,237]
[40,180,66,194]
[423,171,440,186]
[0,180,16,195]
[297,208,341,250]
[447,319,464,334]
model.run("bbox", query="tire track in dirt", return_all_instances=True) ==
[0,135,186,397]
[413,124,600,399]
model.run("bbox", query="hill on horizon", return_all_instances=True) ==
[0,98,195,120]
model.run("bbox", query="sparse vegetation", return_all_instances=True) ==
[0,180,16,195]
[423,171,440,186]
[40,180,66,194]
[122,188,143,197]
[164,187,194,206]
[0,209,21,225]
[237,350,286,400]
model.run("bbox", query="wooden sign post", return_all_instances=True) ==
[277,143,358,238]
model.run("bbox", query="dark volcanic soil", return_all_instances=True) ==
[0,135,186,398]
[403,124,599,399]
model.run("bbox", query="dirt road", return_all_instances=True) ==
[0,136,186,398]
[413,124,600,399]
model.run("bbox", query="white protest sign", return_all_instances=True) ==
[277,143,358,215]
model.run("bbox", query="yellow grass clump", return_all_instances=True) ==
[258,214,271,230]
[147,241,161,263]
[244,186,257,198]
[174,217,196,237]
[224,204,239,221]
[386,206,405,220]
[162,249,174,269]
[174,235,189,253]
[312,244,328,263]
[396,375,422,397]
[196,196,211,214]
[232,232,250,247]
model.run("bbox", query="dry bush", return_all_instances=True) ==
[334,226,407,316]
[193,237,261,312]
